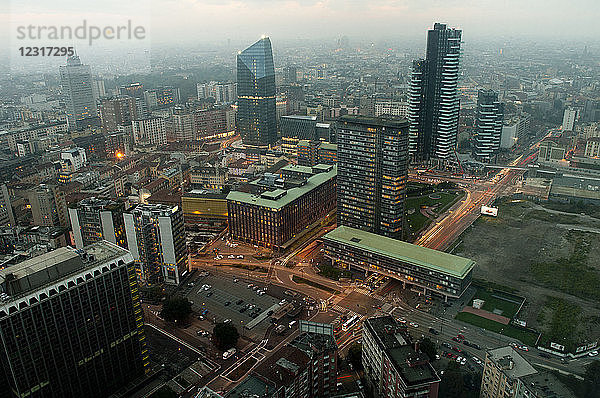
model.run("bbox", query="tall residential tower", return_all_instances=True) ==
[236,37,277,147]
[472,89,504,162]
[408,23,462,163]
[336,115,409,240]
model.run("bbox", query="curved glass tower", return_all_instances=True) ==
[237,37,277,147]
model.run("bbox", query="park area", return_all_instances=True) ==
[405,182,464,240]
[454,198,600,350]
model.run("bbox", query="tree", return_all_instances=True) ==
[439,362,466,398]
[584,361,600,396]
[347,342,363,370]
[213,322,239,351]
[419,337,437,360]
[160,297,192,323]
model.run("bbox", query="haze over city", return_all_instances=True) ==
[0,1,599,398]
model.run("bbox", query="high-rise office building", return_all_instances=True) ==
[562,107,579,131]
[408,23,462,162]
[119,83,148,119]
[100,96,138,132]
[337,115,409,240]
[237,37,277,147]
[472,89,504,162]
[68,197,128,250]
[59,55,99,131]
[0,242,148,398]
[123,204,187,286]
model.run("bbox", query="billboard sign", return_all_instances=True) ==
[550,342,565,352]
[481,205,498,217]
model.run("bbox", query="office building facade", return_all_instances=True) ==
[100,96,137,132]
[472,89,504,162]
[323,226,475,299]
[0,242,148,398]
[337,115,409,240]
[124,204,187,285]
[59,56,99,131]
[237,37,277,147]
[408,23,462,162]
[227,164,336,250]
[68,198,128,250]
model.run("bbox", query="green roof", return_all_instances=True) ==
[323,226,475,278]
[227,164,336,209]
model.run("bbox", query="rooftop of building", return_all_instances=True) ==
[364,316,408,350]
[0,241,129,302]
[225,374,275,398]
[486,347,537,380]
[182,190,228,199]
[387,345,439,386]
[281,115,317,121]
[253,345,310,388]
[319,142,337,151]
[226,164,336,209]
[338,115,409,129]
[129,202,179,215]
[324,226,475,278]
[290,331,337,358]
[519,371,577,398]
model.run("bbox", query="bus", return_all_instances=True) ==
[342,315,359,331]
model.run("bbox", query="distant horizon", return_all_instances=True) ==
[2,0,599,45]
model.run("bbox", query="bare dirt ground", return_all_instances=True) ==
[454,199,600,343]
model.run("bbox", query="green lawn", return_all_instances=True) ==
[455,312,539,346]
[470,288,523,319]
[405,191,463,235]
[292,275,340,294]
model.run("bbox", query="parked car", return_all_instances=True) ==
[223,348,237,360]
[429,327,439,335]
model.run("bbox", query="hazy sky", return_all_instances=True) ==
[3,0,600,46]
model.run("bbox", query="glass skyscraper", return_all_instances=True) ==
[408,23,462,163]
[236,37,277,147]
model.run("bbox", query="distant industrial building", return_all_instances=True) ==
[323,226,475,299]
[124,204,187,285]
[0,242,148,397]
[362,316,440,398]
[227,164,336,250]
[337,115,409,240]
